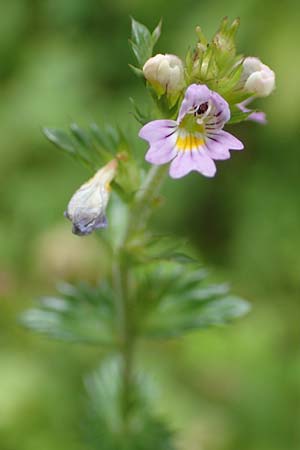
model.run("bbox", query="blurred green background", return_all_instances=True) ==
[1,0,300,449]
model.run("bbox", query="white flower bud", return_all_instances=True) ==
[242,57,275,97]
[143,54,185,94]
[65,160,117,236]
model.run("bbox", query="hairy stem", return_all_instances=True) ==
[113,164,168,433]
[129,164,169,233]
[112,255,133,430]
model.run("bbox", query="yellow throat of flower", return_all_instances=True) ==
[176,115,205,151]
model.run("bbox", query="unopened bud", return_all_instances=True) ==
[65,160,117,236]
[243,57,275,97]
[143,53,185,95]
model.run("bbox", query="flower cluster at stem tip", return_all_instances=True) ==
[64,17,275,235]
[139,19,275,179]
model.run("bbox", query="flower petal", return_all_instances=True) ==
[248,111,267,124]
[205,91,230,128]
[238,100,267,124]
[145,134,178,165]
[205,139,230,160]
[213,130,244,150]
[169,149,216,178]
[178,84,211,122]
[139,120,177,143]
[169,152,193,178]
[192,150,217,177]
[71,208,107,236]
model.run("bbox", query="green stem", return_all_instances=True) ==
[113,164,168,434]
[129,164,169,233]
[112,255,133,430]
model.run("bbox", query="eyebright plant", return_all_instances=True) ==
[22,17,275,450]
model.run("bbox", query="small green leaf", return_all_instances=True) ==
[128,64,144,78]
[43,127,76,153]
[89,123,121,153]
[129,97,151,125]
[129,18,162,68]
[70,122,94,149]
[152,19,162,46]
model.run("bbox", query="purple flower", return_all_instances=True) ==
[139,84,243,178]
[238,98,267,125]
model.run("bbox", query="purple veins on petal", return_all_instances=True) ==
[178,84,211,122]
[138,120,177,143]
[169,149,216,178]
[139,83,245,179]
[209,91,231,124]
[213,130,244,150]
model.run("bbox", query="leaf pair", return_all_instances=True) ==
[21,259,250,344]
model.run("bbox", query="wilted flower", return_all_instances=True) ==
[65,160,117,236]
[242,57,275,97]
[143,53,185,94]
[139,84,243,178]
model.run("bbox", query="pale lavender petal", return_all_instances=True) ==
[139,120,177,143]
[169,149,216,178]
[238,101,267,124]
[145,134,178,165]
[178,84,211,122]
[205,140,231,160]
[169,152,193,178]
[213,130,244,150]
[248,111,267,124]
[206,91,230,128]
[192,150,217,177]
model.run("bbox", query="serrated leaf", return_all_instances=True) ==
[20,282,117,345]
[133,260,250,338]
[144,295,250,338]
